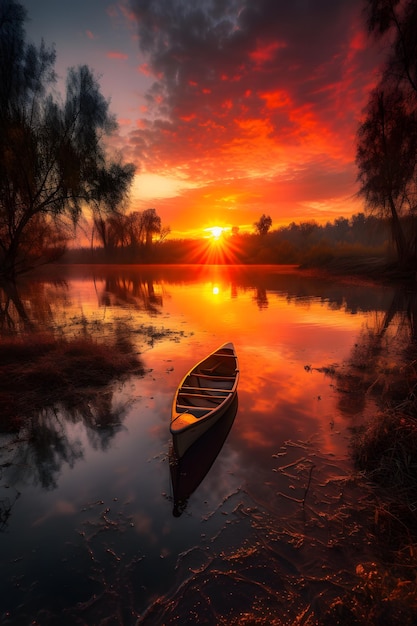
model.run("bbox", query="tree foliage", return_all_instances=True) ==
[254,214,272,236]
[0,0,135,279]
[357,0,417,267]
[93,208,165,255]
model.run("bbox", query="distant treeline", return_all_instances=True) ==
[62,213,391,266]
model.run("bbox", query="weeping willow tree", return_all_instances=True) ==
[356,0,417,270]
[0,0,135,279]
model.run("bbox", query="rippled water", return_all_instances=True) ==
[0,265,405,624]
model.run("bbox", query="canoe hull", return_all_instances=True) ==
[170,342,239,458]
[170,395,238,516]
[171,390,236,458]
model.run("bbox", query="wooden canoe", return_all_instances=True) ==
[170,342,239,458]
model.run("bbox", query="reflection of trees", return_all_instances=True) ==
[3,388,129,493]
[253,287,268,310]
[331,286,417,553]
[0,279,35,332]
[334,288,417,407]
[0,274,154,529]
[0,277,70,334]
[0,270,165,334]
[329,288,417,424]
[98,274,163,314]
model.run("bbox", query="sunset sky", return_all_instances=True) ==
[21,0,384,238]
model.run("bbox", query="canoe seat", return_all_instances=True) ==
[177,391,232,409]
[182,385,230,394]
[193,373,236,381]
[178,392,230,400]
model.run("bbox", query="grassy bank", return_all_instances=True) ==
[0,333,144,432]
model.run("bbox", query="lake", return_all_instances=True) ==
[0,264,412,624]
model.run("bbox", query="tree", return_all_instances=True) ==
[0,0,135,279]
[365,0,417,96]
[254,214,272,236]
[141,208,161,247]
[356,0,417,268]
[93,208,166,257]
[356,88,417,264]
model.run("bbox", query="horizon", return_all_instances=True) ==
[20,0,385,240]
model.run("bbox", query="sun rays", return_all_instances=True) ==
[184,229,243,264]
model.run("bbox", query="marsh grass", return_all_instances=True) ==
[0,332,144,431]
[335,340,417,538]
[352,404,417,542]
[321,339,417,622]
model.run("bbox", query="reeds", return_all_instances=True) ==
[0,333,144,431]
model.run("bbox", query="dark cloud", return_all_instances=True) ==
[127,0,382,226]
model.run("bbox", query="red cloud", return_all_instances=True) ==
[249,40,286,64]
[139,63,152,76]
[260,90,292,110]
[107,51,129,60]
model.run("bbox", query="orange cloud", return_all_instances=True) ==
[107,51,129,60]
[123,0,383,236]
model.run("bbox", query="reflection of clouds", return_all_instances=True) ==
[131,511,157,544]
[232,359,348,475]
[32,499,77,527]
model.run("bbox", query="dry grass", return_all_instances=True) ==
[335,344,417,560]
[0,333,144,431]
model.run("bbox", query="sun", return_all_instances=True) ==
[206,226,224,239]
[186,226,242,264]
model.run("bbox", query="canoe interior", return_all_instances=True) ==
[175,346,238,416]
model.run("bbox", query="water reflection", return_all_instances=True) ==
[1,265,417,624]
[0,265,398,335]
[169,396,238,516]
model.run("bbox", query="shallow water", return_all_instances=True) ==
[0,264,406,624]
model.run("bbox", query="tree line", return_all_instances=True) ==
[63,211,389,265]
[2,0,417,277]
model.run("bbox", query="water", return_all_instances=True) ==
[0,265,405,624]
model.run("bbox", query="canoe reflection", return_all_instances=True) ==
[169,395,238,517]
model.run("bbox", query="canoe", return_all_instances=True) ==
[170,342,239,458]
[170,395,238,517]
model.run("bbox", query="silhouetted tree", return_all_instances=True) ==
[356,87,417,266]
[365,0,417,96]
[254,214,272,236]
[91,162,135,250]
[0,0,135,279]
[357,0,417,268]
[141,208,161,246]
[93,208,166,257]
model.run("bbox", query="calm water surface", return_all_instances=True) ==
[0,265,400,624]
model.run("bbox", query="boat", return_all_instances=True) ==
[170,395,238,517]
[170,342,239,458]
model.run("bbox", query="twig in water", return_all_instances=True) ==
[303,463,315,508]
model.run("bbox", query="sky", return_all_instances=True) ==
[20,0,384,239]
